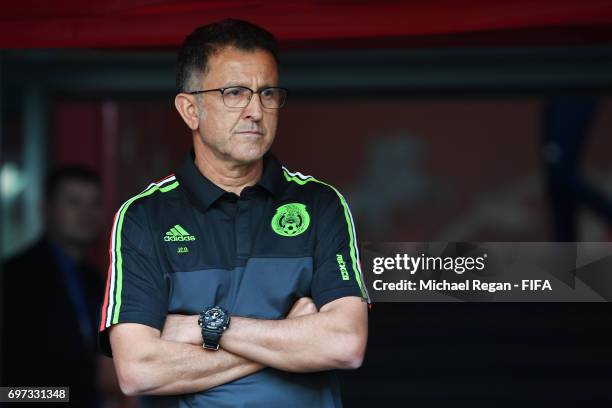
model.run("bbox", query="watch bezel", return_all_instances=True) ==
[198,306,229,333]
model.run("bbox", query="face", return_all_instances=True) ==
[191,47,279,164]
[46,180,103,246]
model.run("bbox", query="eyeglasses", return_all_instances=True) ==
[188,86,288,109]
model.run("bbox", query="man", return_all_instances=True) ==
[1,166,128,407]
[99,18,369,407]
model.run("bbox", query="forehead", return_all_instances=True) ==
[201,46,278,85]
[56,179,101,198]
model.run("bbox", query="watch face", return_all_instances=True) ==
[203,307,227,330]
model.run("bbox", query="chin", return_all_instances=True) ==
[232,153,264,165]
[231,144,270,164]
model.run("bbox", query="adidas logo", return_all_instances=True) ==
[164,224,196,242]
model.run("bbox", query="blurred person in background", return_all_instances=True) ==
[1,166,134,407]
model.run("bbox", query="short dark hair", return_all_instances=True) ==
[176,18,278,93]
[45,165,101,202]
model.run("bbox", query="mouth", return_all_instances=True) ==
[235,130,264,137]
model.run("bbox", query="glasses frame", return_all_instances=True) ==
[187,86,288,109]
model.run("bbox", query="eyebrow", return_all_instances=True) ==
[222,83,278,90]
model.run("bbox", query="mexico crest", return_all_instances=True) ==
[271,203,310,237]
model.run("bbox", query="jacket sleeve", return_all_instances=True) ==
[311,186,370,309]
[98,203,168,357]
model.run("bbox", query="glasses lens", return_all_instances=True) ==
[222,87,252,108]
[260,88,287,108]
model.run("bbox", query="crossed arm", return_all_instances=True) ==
[109,296,368,396]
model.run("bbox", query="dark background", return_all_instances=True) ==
[2,1,612,406]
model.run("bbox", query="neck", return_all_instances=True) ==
[46,234,87,262]
[193,143,263,196]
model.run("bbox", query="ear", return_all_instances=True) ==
[174,93,201,130]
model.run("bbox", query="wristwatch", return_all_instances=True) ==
[198,306,230,350]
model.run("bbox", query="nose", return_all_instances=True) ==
[242,92,263,121]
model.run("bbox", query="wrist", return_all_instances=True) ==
[187,315,203,344]
[218,316,248,349]
[161,314,203,345]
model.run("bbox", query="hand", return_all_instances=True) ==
[287,297,317,319]
[161,314,201,345]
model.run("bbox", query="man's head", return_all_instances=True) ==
[174,19,281,165]
[44,166,103,248]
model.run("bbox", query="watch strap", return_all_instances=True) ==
[202,329,222,350]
